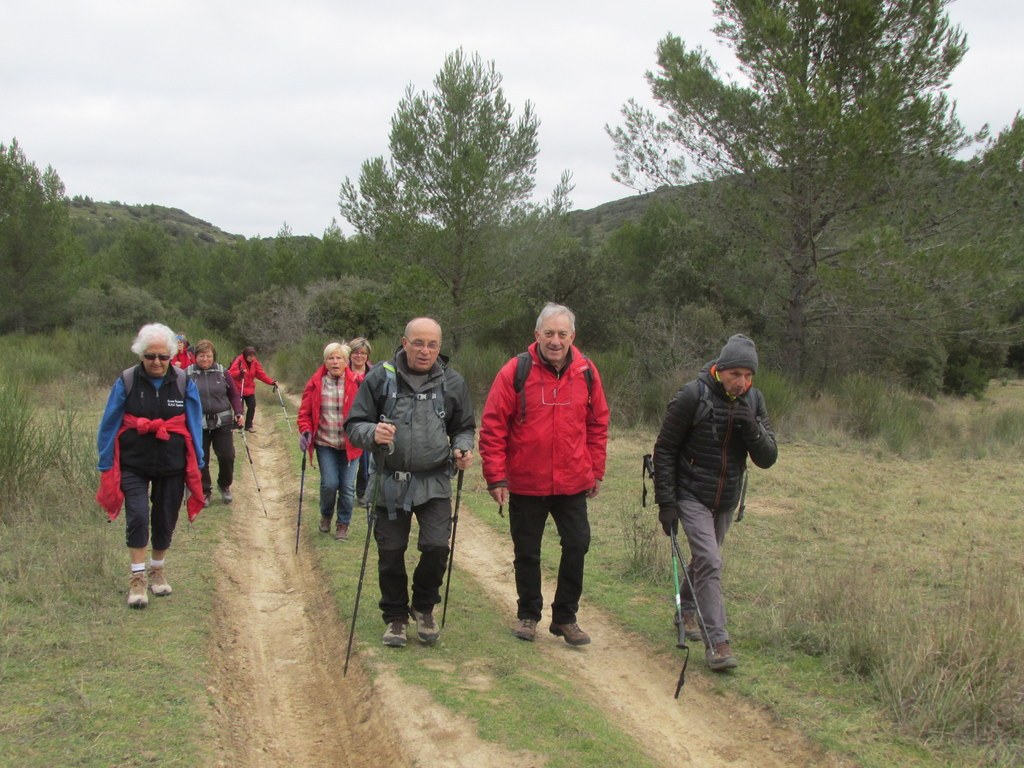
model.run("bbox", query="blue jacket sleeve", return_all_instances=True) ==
[185,379,205,468]
[96,378,127,472]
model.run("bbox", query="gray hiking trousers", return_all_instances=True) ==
[677,497,734,646]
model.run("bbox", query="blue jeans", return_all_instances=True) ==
[315,445,358,524]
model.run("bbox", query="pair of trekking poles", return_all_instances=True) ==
[643,454,746,698]
[294,442,465,676]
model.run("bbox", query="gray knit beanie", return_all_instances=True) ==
[717,334,758,373]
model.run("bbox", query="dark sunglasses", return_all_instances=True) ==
[143,353,171,361]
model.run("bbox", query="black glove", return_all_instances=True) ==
[659,504,679,536]
[732,403,759,438]
[298,431,312,452]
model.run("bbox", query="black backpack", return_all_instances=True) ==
[512,351,593,424]
[121,365,187,397]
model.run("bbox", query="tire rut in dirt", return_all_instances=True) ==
[205,425,402,768]
[452,508,848,768]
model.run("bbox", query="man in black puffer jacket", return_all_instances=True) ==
[652,334,777,671]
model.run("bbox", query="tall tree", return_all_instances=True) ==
[0,139,79,332]
[340,48,571,340]
[609,0,969,377]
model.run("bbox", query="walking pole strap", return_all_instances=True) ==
[642,453,655,507]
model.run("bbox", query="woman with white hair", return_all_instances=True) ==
[297,342,364,540]
[96,323,205,608]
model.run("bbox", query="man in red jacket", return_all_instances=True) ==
[479,303,610,646]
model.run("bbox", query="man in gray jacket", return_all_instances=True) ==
[345,318,475,648]
[652,334,777,671]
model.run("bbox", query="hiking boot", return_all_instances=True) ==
[706,641,738,671]
[549,621,591,646]
[682,612,702,641]
[512,617,538,642]
[382,619,408,647]
[127,572,148,608]
[203,493,211,508]
[219,486,233,504]
[318,516,332,533]
[335,522,349,541]
[245,427,256,433]
[411,609,440,646]
[148,566,172,596]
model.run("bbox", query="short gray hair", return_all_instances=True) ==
[131,323,178,357]
[535,302,575,333]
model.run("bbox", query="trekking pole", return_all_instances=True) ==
[274,384,293,433]
[238,427,268,517]
[669,527,712,699]
[671,541,687,649]
[294,450,307,553]
[440,468,465,628]
[343,447,385,676]
[735,468,749,522]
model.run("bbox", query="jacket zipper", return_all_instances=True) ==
[712,403,734,511]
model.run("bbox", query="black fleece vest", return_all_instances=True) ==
[119,365,187,476]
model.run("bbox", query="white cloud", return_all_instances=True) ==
[2,0,1020,237]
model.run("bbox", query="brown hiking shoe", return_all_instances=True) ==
[148,566,172,596]
[512,618,538,642]
[549,621,591,646]
[682,613,701,641]
[335,522,349,541]
[318,516,332,533]
[706,641,738,671]
[411,609,440,645]
[127,572,148,608]
[382,619,408,647]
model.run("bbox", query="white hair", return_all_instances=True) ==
[323,342,351,361]
[535,302,576,333]
[131,323,178,357]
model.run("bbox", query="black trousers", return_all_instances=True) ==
[121,468,184,550]
[242,394,257,429]
[374,496,451,622]
[201,426,235,495]
[508,492,591,625]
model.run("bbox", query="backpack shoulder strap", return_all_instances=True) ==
[513,352,532,424]
[382,362,398,419]
[121,367,136,397]
[693,379,713,426]
[173,366,187,393]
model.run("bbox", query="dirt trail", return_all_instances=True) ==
[205,402,844,767]
[205,411,537,768]
[453,510,842,767]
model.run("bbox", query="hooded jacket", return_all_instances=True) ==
[479,343,610,497]
[652,362,777,513]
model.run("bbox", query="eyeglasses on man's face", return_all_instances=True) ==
[143,353,171,361]
[408,339,440,351]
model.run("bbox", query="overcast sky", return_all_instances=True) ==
[4,1,1022,238]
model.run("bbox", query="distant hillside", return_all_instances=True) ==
[68,197,242,244]
[66,186,694,248]
[566,183,708,241]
